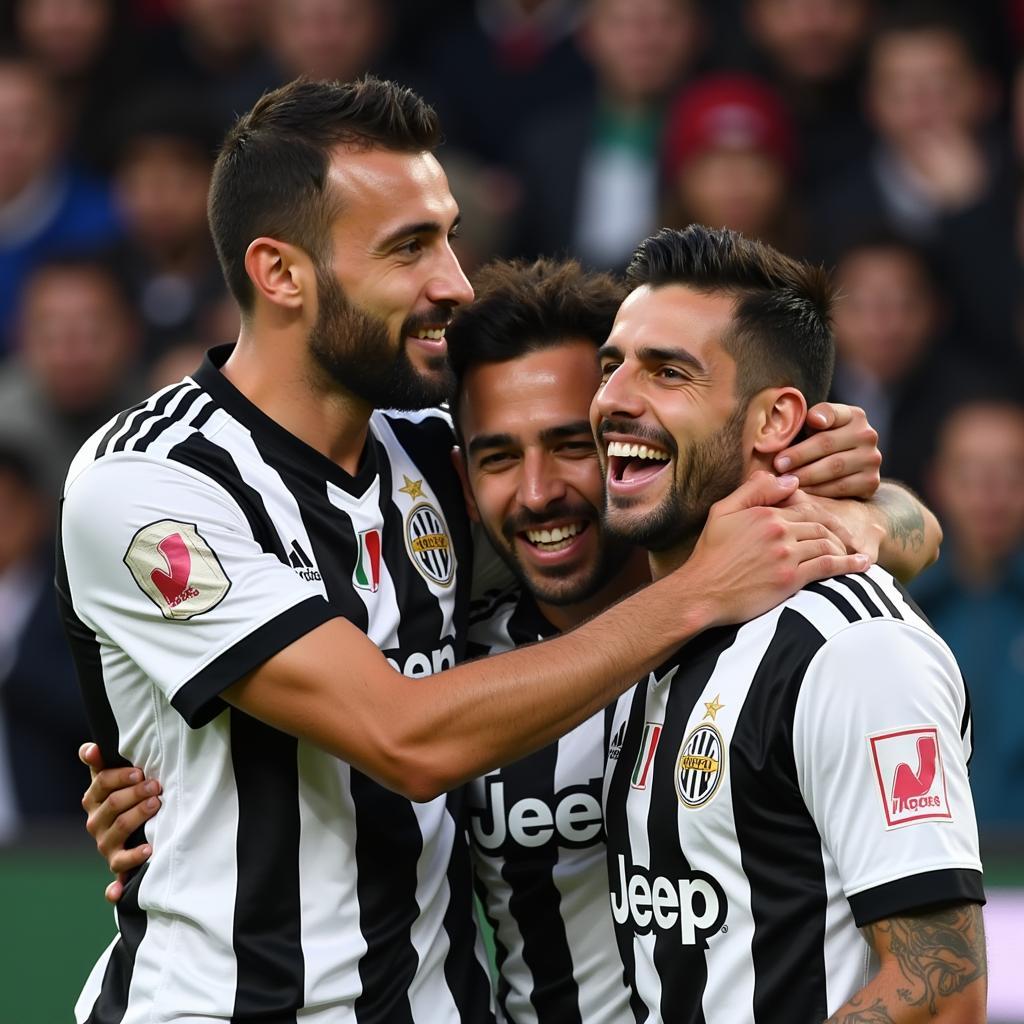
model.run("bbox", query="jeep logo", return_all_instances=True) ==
[609,854,726,946]
[470,777,604,853]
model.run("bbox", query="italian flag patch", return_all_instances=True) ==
[353,528,382,593]
[631,722,663,790]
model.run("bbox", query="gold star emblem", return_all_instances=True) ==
[399,475,425,500]
[703,694,725,721]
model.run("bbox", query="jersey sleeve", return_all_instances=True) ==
[60,454,340,727]
[792,617,984,927]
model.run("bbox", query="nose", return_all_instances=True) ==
[427,244,475,308]
[517,449,566,514]
[593,362,646,423]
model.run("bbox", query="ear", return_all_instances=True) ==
[450,445,480,523]
[243,237,311,312]
[750,387,808,454]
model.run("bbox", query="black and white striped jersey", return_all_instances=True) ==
[59,346,494,1024]
[466,586,631,1024]
[603,566,984,1024]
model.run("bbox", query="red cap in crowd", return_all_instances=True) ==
[663,74,797,178]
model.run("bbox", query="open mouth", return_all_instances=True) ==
[606,440,672,489]
[515,519,592,561]
[408,325,448,353]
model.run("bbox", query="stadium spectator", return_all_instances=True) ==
[265,0,394,84]
[107,87,226,360]
[0,441,87,842]
[138,0,277,134]
[660,73,804,254]
[515,0,704,269]
[10,0,138,173]
[737,0,875,187]
[912,398,1024,836]
[0,55,121,351]
[419,0,592,167]
[0,256,142,498]
[811,3,1018,362]
[828,234,983,495]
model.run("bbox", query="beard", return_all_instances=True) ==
[603,403,748,552]
[478,498,634,608]
[307,269,454,410]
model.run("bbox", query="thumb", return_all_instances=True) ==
[79,741,105,772]
[711,470,799,517]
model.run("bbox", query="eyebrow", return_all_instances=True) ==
[597,342,706,375]
[467,421,593,456]
[376,213,461,252]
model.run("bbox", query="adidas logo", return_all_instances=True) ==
[289,540,322,582]
[609,720,627,761]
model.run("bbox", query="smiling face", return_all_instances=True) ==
[458,340,635,608]
[592,284,751,552]
[307,147,473,409]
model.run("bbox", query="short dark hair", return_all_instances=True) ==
[208,76,441,310]
[873,2,984,66]
[446,257,626,426]
[626,225,835,406]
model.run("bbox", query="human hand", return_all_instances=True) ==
[774,403,882,499]
[79,742,160,904]
[685,471,870,628]
[782,490,884,565]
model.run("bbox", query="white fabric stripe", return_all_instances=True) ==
[817,577,877,620]
[296,751,362,1018]
[111,638,241,1021]
[123,382,201,451]
[818,838,871,1014]
[74,933,118,1022]
[407,799,462,1020]
[552,715,630,1024]
[686,613,783,1024]
[629,682,667,1022]
[103,381,189,453]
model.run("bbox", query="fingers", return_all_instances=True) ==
[85,777,161,867]
[805,401,854,431]
[796,551,871,589]
[105,876,125,905]
[109,837,155,876]
[82,767,147,817]
[79,742,106,779]
[711,470,799,517]
[798,471,883,500]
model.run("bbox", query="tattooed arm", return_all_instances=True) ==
[789,482,940,584]
[872,482,941,583]
[825,903,987,1023]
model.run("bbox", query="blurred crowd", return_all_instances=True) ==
[0,0,1022,846]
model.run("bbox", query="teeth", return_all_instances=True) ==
[414,328,446,340]
[526,522,583,545]
[606,441,670,461]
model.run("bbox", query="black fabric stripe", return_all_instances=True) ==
[604,680,653,1024]
[58,506,149,1024]
[229,710,304,1023]
[442,796,496,1023]
[95,399,148,459]
[831,574,883,617]
[133,385,203,452]
[804,581,859,622]
[859,573,904,620]
[893,577,936,629]
[474,870,514,1018]
[651,628,740,1023]
[189,396,218,431]
[172,596,339,727]
[84,863,150,1024]
[497,734,583,1024]
[168,434,289,562]
[112,382,191,453]
[730,610,829,1024]
[848,868,985,927]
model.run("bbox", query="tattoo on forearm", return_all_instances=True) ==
[880,489,926,553]
[873,905,986,1014]
[825,993,896,1023]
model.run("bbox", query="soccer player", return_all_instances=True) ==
[597,226,985,1022]
[60,78,868,1023]
[81,254,940,1024]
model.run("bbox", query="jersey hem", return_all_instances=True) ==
[171,595,340,726]
[847,867,985,927]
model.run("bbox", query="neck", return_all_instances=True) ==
[649,538,697,582]
[535,547,650,632]
[222,324,373,475]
